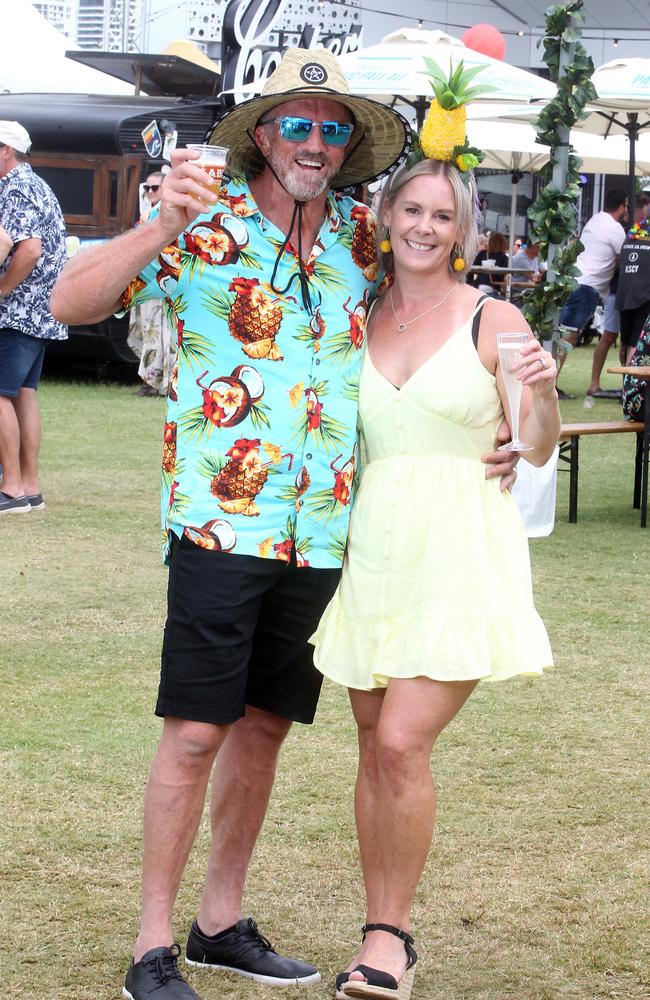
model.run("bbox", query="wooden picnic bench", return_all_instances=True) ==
[558,421,644,523]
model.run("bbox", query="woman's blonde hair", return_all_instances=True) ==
[377,158,479,281]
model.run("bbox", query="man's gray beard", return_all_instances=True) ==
[267,148,334,201]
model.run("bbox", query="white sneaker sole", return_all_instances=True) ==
[0,505,31,514]
[185,957,321,987]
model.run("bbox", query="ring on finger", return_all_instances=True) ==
[538,357,546,371]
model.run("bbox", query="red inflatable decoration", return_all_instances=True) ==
[461,24,506,61]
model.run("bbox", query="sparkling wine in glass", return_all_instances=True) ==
[497,332,533,452]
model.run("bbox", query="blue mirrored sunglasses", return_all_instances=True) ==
[261,116,354,147]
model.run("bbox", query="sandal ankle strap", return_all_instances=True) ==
[362,923,414,945]
[361,923,417,968]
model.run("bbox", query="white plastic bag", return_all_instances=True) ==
[511,446,559,538]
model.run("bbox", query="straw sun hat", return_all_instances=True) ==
[208,47,411,189]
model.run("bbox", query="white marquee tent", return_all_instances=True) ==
[1,0,133,95]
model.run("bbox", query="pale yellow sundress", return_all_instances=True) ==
[311,300,554,689]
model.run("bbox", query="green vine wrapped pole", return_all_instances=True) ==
[522,2,598,344]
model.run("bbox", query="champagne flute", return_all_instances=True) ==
[497,332,534,452]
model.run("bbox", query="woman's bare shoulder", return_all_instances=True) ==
[479,297,532,336]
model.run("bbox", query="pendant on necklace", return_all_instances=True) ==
[396,323,407,333]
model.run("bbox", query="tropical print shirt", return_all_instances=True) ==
[125,176,379,568]
[0,163,67,341]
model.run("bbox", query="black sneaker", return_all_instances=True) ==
[186,917,321,986]
[0,491,30,515]
[25,493,45,511]
[123,944,201,999]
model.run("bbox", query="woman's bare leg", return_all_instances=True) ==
[347,676,478,985]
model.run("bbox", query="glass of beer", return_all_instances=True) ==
[496,332,534,452]
[187,143,229,201]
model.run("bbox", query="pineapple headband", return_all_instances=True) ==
[417,58,495,181]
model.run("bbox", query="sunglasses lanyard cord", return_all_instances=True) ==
[260,154,319,315]
[269,199,316,315]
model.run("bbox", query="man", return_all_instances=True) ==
[511,240,542,279]
[128,170,177,396]
[0,120,66,514]
[587,195,649,396]
[509,241,542,308]
[52,48,516,1000]
[556,189,627,379]
[0,223,11,263]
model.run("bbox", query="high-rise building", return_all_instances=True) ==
[38,0,144,50]
[76,0,143,50]
[33,1,77,38]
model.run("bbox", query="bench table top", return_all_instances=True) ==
[559,421,644,437]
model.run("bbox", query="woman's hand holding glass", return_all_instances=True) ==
[497,333,556,452]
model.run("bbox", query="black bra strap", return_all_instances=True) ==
[471,294,490,350]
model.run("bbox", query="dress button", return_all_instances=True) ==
[315,358,321,365]
[306,453,313,460]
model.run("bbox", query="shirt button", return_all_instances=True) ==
[298,499,304,507]
[306,453,313,460]
[315,358,321,365]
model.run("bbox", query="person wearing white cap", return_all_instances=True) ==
[0,120,67,514]
[51,47,517,1000]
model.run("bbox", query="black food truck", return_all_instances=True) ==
[0,89,222,363]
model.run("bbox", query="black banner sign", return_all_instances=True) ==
[220,0,363,106]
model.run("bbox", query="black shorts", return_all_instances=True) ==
[620,302,650,348]
[155,534,341,726]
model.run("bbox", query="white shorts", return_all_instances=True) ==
[604,292,620,335]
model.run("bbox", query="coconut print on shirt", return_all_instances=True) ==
[125,176,378,568]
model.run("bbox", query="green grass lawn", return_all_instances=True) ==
[1,345,648,999]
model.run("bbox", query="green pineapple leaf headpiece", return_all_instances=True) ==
[419,58,497,176]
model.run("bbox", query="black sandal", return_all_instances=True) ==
[334,924,368,999]
[339,923,417,1000]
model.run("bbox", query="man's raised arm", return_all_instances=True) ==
[51,151,217,325]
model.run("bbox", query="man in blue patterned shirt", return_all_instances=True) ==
[0,121,67,515]
[53,49,516,1000]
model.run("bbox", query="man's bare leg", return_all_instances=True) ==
[196,706,292,934]
[134,716,230,961]
[0,394,23,496]
[556,328,578,375]
[589,331,617,393]
[13,387,41,495]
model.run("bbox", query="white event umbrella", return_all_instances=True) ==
[575,58,650,217]
[338,29,556,127]
[0,0,133,94]
[469,119,650,252]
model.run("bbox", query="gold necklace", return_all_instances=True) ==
[389,283,458,333]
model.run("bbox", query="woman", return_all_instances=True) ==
[311,157,560,1000]
[472,230,509,295]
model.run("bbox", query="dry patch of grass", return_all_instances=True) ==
[2,353,649,999]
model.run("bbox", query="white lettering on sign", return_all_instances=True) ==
[221,0,363,102]
[625,265,639,273]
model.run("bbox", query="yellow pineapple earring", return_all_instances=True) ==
[380,229,392,253]
[452,245,466,271]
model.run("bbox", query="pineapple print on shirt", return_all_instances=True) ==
[126,177,377,569]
